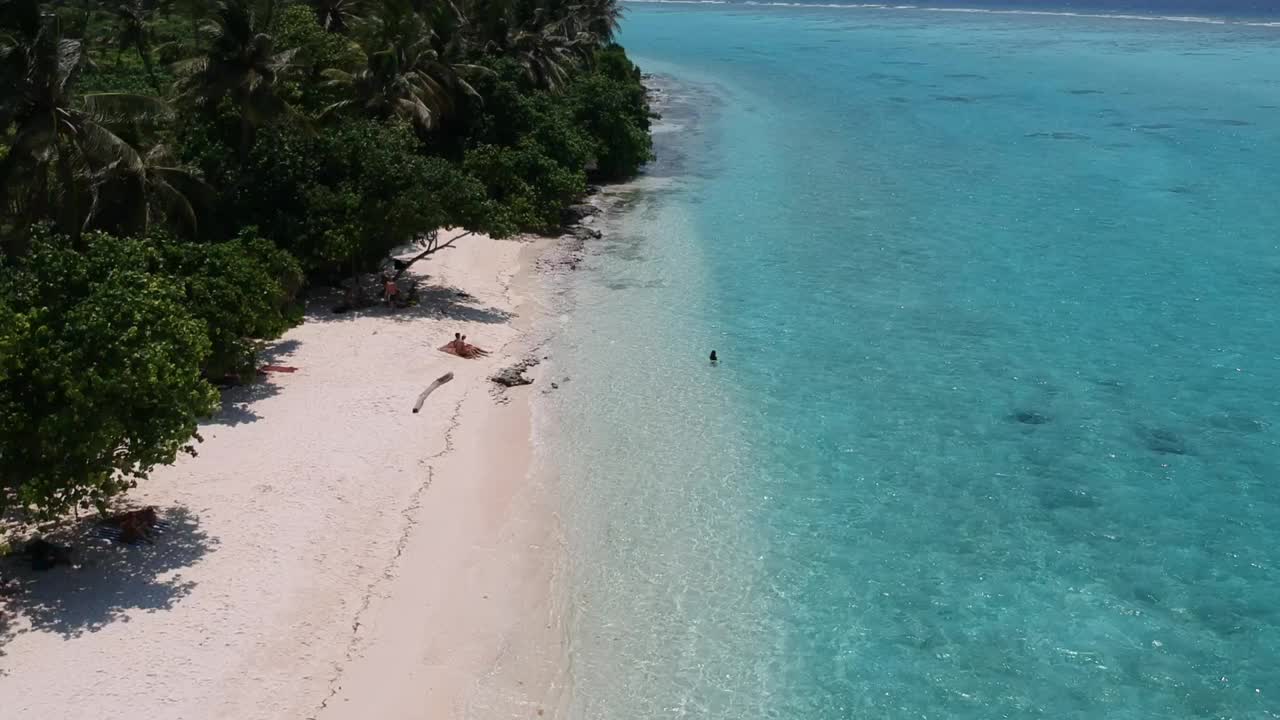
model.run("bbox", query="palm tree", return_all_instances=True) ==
[573,0,621,46]
[0,0,174,253]
[457,0,512,53]
[458,0,597,92]
[506,23,578,91]
[176,0,300,160]
[84,144,216,238]
[308,0,362,33]
[112,0,161,91]
[323,0,484,132]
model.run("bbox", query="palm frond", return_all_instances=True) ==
[81,93,174,124]
[78,122,145,172]
[55,38,84,90]
[151,166,216,233]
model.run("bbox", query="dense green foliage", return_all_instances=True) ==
[0,230,219,519]
[0,0,651,517]
[156,229,304,380]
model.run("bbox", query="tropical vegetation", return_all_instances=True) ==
[0,0,652,518]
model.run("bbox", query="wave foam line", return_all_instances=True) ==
[624,1,1275,28]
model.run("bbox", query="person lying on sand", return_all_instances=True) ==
[439,334,467,357]
[461,335,490,358]
[439,333,490,359]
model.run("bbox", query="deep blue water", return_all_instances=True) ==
[544,5,1280,719]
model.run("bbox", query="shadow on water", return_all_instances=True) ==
[0,506,215,642]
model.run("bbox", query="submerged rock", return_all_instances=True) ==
[563,203,601,224]
[1141,427,1190,456]
[570,226,603,241]
[1011,410,1051,425]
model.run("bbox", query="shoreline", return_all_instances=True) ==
[0,228,574,719]
[314,235,573,720]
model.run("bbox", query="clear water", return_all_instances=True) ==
[542,5,1280,718]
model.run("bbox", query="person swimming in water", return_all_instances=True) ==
[709,350,718,366]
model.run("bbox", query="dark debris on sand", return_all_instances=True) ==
[492,357,541,387]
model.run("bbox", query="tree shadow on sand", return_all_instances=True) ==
[305,283,513,325]
[0,506,216,640]
[203,339,301,427]
[0,594,14,674]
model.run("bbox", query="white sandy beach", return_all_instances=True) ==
[0,229,567,719]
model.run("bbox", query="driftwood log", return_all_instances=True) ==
[412,372,455,413]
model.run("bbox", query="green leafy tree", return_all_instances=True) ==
[294,119,496,272]
[0,229,219,519]
[463,138,585,232]
[461,58,590,167]
[158,228,303,379]
[566,47,653,180]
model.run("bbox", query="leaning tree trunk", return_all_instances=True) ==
[391,230,473,282]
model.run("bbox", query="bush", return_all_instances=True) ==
[455,50,650,228]
[158,229,304,381]
[463,139,587,234]
[0,230,219,519]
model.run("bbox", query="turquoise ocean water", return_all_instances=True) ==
[540,4,1280,718]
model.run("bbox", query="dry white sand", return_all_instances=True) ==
[0,230,566,720]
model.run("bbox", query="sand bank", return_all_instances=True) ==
[0,229,566,719]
